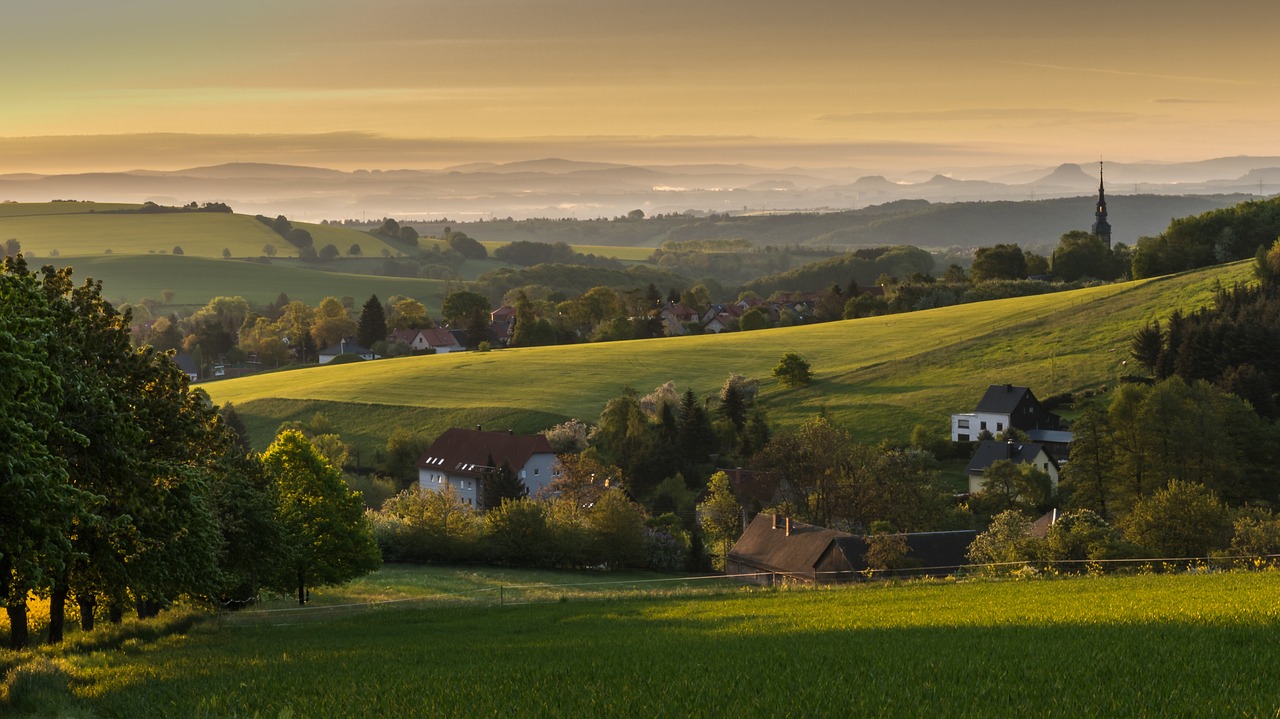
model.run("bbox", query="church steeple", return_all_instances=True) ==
[1091,160,1112,249]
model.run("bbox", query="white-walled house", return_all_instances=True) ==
[317,339,379,364]
[951,384,1061,442]
[965,440,1061,495]
[416,427,558,507]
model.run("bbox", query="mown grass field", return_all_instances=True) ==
[206,261,1254,453]
[26,569,1280,717]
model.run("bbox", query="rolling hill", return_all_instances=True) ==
[202,260,1254,457]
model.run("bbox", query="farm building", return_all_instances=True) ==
[726,513,976,585]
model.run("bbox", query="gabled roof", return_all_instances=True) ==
[415,428,555,480]
[831,530,977,575]
[420,327,462,348]
[318,340,374,356]
[387,329,424,344]
[966,440,1054,475]
[974,384,1035,415]
[727,513,852,575]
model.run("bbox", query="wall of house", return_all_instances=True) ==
[518,453,560,496]
[951,411,1011,442]
[417,470,480,506]
[967,450,1060,495]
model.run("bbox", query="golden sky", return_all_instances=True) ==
[3,0,1279,173]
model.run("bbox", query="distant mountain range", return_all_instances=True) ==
[2,156,1277,223]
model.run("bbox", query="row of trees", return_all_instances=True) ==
[1,256,379,649]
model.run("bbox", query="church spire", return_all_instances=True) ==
[1092,160,1112,249]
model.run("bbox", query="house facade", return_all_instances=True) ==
[965,439,1061,495]
[416,427,558,507]
[951,384,1060,442]
[317,339,379,364]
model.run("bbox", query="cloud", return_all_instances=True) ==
[1152,98,1223,104]
[1016,62,1265,86]
[815,108,1144,125]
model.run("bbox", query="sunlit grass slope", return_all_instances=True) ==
[41,254,449,308]
[205,261,1253,451]
[69,571,1280,717]
[0,202,401,259]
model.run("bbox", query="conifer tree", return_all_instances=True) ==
[357,294,387,349]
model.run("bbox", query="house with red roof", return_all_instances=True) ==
[416,427,558,507]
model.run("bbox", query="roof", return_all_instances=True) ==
[831,530,977,575]
[420,327,461,348]
[1029,509,1059,539]
[966,440,1054,474]
[727,513,852,575]
[1027,429,1074,444]
[172,354,199,375]
[415,428,555,480]
[387,329,423,344]
[318,340,374,356]
[974,384,1035,415]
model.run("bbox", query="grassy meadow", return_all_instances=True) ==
[38,254,451,309]
[13,569,1278,717]
[206,261,1254,453]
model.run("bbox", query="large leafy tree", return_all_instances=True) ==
[262,430,381,605]
[697,471,742,570]
[0,257,84,648]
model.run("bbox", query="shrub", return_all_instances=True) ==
[172,245,184,255]
[1122,480,1230,558]
[967,510,1040,569]
[2,658,75,714]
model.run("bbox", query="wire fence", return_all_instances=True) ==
[218,553,1280,627]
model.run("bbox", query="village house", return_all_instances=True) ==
[726,513,976,585]
[416,427,558,508]
[317,339,380,364]
[951,384,1061,443]
[965,439,1062,495]
[387,328,465,354]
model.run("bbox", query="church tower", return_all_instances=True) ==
[1091,161,1112,249]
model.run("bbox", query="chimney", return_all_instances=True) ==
[475,424,482,432]
[508,429,514,436]
[785,517,792,537]
[1004,383,1013,392]
[1006,439,1014,458]
[772,514,780,530]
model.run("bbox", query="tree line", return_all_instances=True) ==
[0,256,379,650]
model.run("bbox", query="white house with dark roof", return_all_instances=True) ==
[416,427,558,507]
[317,339,379,364]
[965,439,1061,495]
[951,384,1061,442]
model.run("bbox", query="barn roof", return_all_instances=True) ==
[727,513,852,576]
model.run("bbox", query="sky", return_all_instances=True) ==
[3,0,1279,174]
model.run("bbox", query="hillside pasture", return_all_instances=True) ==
[40,254,450,309]
[48,570,1280,717]
[204,261,1253,453]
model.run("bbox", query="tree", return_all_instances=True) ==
[481,459,527,509]
[970,244,1027,282]
[1052,230,1120,281]
[172,246,184,255]
[587,488,648,569]
[262,430,381,605]
[1122,480,1229,558]
[1059,405,1115,516]
[2,238,20,258]
[221,248,231,259]
[440,290,491,346]
[311,297,356,348]
[697,472,742,570]
[348,243,362,256]
[483,498,550,565]
[772,351,812,387]
[318,244,340,260]
[356,294,388,349]
[970,459,1052,518]
[447,232,488,260]
[263,243,277,257]
[966,510,1038,568]
[389,298,431,330]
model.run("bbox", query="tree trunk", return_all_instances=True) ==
[108,602,123,624]
[7,602,29,650]
[297,570,306,606]
[78,593,97,632]
[47,581,68,644]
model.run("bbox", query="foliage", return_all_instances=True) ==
[1131,196,1280,278]
[1051,230,1126,281]
[262,430,381,604]
[970,243,1028,282]
[966,510,1037,568]
[771,351,812,387]
[356,294,388,349]
[374,486,482,563]
[697,472,743,570]
[542,418,592,454]
[1121,480,1229,558]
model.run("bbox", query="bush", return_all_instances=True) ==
[1122,480,1229,558]
[967,510,1039,570]
[772,352,812,387]
[172,245,184,255]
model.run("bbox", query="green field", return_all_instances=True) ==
[40,254,450,309]
[205,261,1254,453]
[25,568,1280,717]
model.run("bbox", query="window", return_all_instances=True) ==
[958,419,970,429]
[980,421,987,431]
[534,468,540,476]
[958,434,970,442]
[997,422,1004,432]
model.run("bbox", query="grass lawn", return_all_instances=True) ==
[28,570,1280,718]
